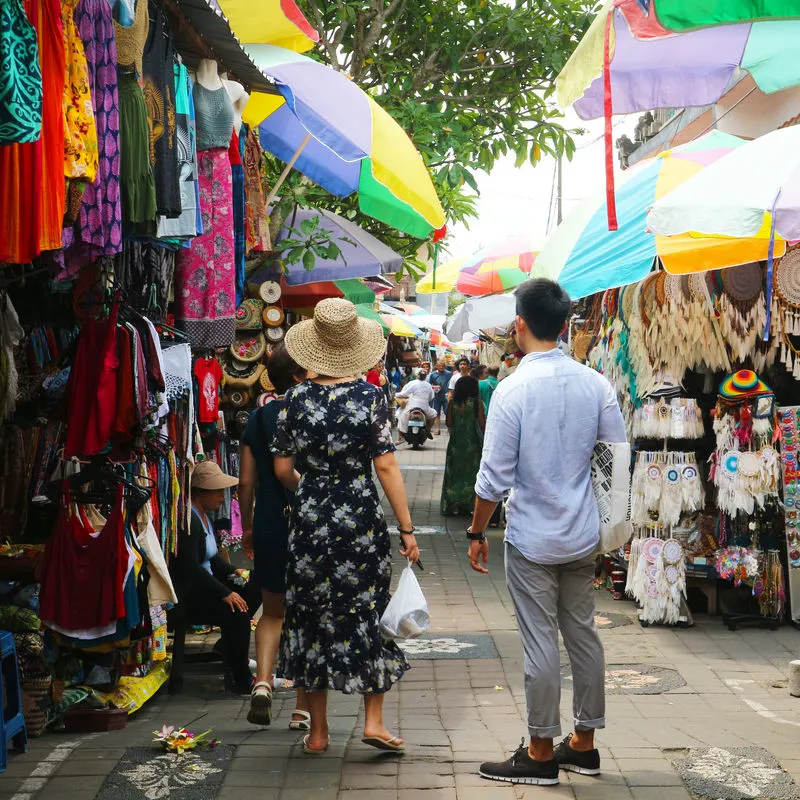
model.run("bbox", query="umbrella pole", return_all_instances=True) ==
[265,132,312,210]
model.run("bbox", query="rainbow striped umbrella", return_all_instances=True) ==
[455,234,539,296]
[416,258,466,295]
[242,45,445,239]
[535,131,783,299]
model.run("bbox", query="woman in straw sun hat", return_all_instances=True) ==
[272,298,420,755]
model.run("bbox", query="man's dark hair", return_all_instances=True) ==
[453,375,480,404]
[515,278,571,341]
[488,366,500,378]
[457,357,470,369]
[267,344,305,395]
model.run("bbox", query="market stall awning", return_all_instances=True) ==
[161,0,278,93]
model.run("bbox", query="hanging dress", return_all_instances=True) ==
[440,399,483,516]
[63,0,122,268]
[115,0,156,232]
[61,0,97,182]
[244,127,270,253]
[0,0,64,263]
[0,0,42,145]
[230,129,245,306]
[142,0,179,218]
[157,62,198,240]
[174,81,235,349]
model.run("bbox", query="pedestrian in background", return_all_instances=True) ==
[479,366,500,415]
[239,345,310,730]
[428,359,452,435]
[441,375,485,516]
[447,357,471,402]
[272,299,420,755]
[468,279,626,786]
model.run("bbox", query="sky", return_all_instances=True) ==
[445,111,632,261]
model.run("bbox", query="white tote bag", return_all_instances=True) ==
[591,440,633,553]
[380,560,430,640]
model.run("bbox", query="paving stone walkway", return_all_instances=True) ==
[3,432,800,800]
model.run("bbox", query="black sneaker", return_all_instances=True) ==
[479,740,559,785]
[554,734,601,775]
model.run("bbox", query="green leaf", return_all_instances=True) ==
[302,251,315,272]
[299,217,319,236]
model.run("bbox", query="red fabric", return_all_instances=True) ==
[194,357,223,423]
[0,0,66,262]
[603,10,618,232]
[365,369,382,387]
[114,326,137,441]
[64,304,120,457]
[229,131,242,166]
[39,485,126,630]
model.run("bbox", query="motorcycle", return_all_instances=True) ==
[404,408,429,449]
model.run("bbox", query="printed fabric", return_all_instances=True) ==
[174,147,236,349]
[272,380,409,693]
[193,356,223,424]
[61,0,97,181]
[63,0,123,266]
[243,127,270,253]
[0,0,42,144]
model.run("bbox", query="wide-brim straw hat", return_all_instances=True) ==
[284,298,386,378]
[192,460,238,491]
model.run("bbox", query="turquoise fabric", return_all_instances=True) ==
[741,20,800,94]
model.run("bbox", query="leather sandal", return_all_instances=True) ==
[289,709,311,731]
[246,681,272,726]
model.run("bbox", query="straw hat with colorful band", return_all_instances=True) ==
[235,299,264,330]
[266,326,285,343]
[721,262,763,305]
[259,281,282,304]
[718,369,772,400]
[284,298,386,379]
[263,306,285,327]
[260,369,275,392]
[192,460,238,491]
[230,331,267,363]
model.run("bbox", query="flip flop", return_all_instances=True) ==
[289,709,311,731]
[361,735,406,752]
[303,734,329,755]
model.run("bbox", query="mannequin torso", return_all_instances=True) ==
[221,75,249,135]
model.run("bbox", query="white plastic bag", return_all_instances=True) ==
[592,440,633,553]
[380,560,430,640]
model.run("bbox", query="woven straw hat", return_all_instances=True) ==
[285,298,386,378]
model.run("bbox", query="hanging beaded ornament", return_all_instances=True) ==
[719,262,766,364]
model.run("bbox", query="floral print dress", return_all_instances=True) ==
[272,380,410,694]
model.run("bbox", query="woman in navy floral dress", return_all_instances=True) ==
[273,299,420,755]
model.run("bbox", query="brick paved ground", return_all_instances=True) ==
[3,432,800,800]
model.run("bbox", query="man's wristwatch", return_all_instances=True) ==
[466,527,486,543]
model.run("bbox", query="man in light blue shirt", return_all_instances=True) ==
[469,279,626,787]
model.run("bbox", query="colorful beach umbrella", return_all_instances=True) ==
[428,330,450,346]
[383,302,425,316]
[212,0,318,53]
[275,208,402,285]
[455,234,539,296]
[642,0,800,32]
[263,278,375,308]
[242,45,445,239]
[416,258,466,295]
[558,2,800,119]
[648,126,800,242]
[379,314,423,337]
[535,131,784,300]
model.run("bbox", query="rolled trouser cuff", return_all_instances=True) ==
[575,716,605,731]
[528,723,563,739]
